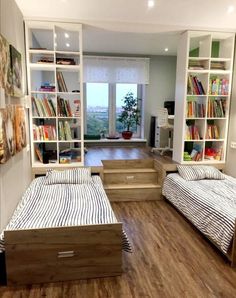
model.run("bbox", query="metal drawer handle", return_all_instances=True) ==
[126,175,134,179]
[57,251,75,258]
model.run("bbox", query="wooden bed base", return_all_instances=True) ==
[154,160,236,267]
[4,223,122,285]
[164,197,236,266]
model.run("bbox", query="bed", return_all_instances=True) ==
[162,165,236,265]
[0,169,131,285]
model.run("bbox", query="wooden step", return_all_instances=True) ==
[105,188,161,202]
[104,183,161,190]
[104,184,161,202]
[103,171,158,185]
[103,168,156,173]
[102,159,154,169]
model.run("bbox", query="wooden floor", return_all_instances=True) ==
[1,200,236,298]
[84,146,172,167]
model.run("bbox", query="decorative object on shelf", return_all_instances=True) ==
[118,92,141,140]
[10,45,22,97]
[106,133,120,140]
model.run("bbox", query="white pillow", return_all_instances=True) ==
[177,165,225,181]
[202,166,225,180]
[177,165,206,181]
[45,168,92,184]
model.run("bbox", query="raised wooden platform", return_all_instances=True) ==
[102,158,162,202]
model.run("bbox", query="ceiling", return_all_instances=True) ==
[15,0,236,55]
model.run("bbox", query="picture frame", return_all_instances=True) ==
[10,45,23,97]
[0,34,12,96]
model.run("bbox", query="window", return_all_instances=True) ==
[85,83,143,137]
[116,83,138,133]
[86,83,109,135]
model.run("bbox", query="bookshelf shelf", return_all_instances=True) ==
[29,63,56,71]
[56,65,80,71]
[32,116,57,119]
[173,31,234,164]
[57,92,80,95]
[56,51,80,55]
[26,20,84,168]
[29,49,54,54]
[58,140,82,143]
[33,141,57,143]
[31,91,56,94]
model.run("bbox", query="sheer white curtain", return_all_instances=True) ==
[83,56,150,84]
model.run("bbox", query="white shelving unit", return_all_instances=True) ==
[173,31,235,164]
[25,20,84,169]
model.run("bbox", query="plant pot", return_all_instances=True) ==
[122,131,133,139]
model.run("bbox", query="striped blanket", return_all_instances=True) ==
[162,173,236,254]
[0,176,131,252]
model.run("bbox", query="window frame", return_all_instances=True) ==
[84,83,144,138]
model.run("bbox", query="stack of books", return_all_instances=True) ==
[187,75,205,95]
[186,101,205,118]
[57,97,73,117]
[58,121,72,140]
[205,124,220,139]
[185,124,200,140]
[207,98,226,118]
[209,77,229,95]
[57,71,68,92]
[56,58,75,65]
[188,60,206,70]
[210,61,225,70]
[32,96,56,117]
[33,124,56,141]
[39,82,55,92]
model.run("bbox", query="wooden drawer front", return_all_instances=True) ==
[104,172,158,185]
[5,224,122,285]
[105,188,161,202]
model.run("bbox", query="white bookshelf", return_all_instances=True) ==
[173,31,235,164]
[25,20,84,168]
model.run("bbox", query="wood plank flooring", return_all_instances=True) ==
[84,146,157,167]
[1,200,236,297]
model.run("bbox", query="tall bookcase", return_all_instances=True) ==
[173,31,235,164]
[25,21,84,169]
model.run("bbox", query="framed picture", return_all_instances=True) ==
[0,34,12,95]
[0,106,16,164]
[15,105,27,152]
[10,45,22,97]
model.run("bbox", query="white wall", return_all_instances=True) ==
[0,0,31,230]
[144,55,177,140]
[226,44,236,177]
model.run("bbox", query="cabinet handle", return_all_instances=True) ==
[57,251,75,258]
[126,175,134,179]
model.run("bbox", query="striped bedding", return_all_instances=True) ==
[162,173,236,254]
[0,175,131,253]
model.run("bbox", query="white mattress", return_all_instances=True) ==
[0,175,131,252]
[163,173,236,253]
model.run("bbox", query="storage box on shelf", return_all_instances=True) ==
[25,21,84,169]
[173,31,234,164]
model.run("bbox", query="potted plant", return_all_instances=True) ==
[118,92,141,139]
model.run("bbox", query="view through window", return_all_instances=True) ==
[86,83,140,136]
[86,83,109,135]
[116,83,137,133]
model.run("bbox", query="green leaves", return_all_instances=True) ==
[118,92,141,131]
